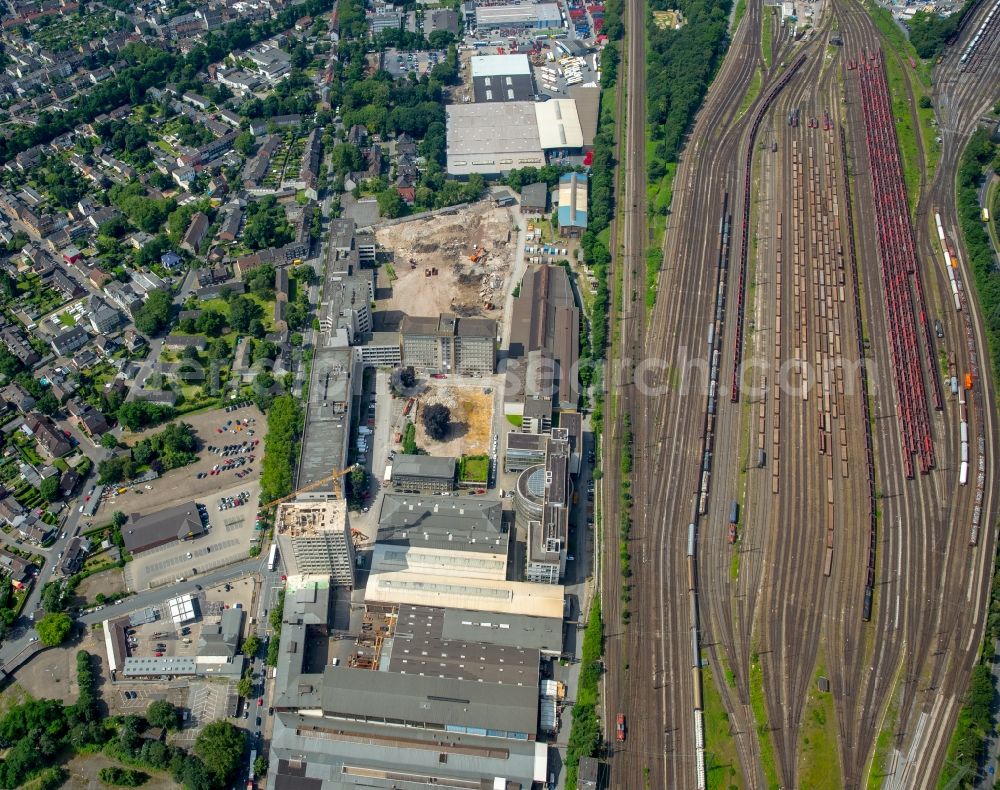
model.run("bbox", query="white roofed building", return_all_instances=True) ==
[535,99,584,150]
[469,53,532,78]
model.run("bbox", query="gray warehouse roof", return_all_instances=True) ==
[320,665,539,734]
[269,713,546,790]
[386,604,540,685]
[377,493,505,553]
[391,454,456,480]
[122,500,206,555]
[446,102,540,157]
[402,603,563,655]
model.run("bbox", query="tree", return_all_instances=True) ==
[234,130,256,156]
[421,403,451,441]
[253,755,268,778]
[236,673,252,699]
[41,581,65,613]
[112,511,127,529]
[207,338,230,360]
[389,365,415,394]
[39,475,60,503]
[146,700,180,731]
[228,296,263,333]
[134,289,172,336]
[346,466,369,510]
[35,390,59,416]
[243,197,293,251]
[242,633,260,657]
[330,143,363,176]
[36,612,72,646]
[428,29,456,48]
[100,433,119,450]
[243,264,275,298]
[193,721,246,785]
[195,310,226,336]
[377,187,405,219]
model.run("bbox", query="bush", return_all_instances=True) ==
[98,766,149,786]
[401,422,418,454]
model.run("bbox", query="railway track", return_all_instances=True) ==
[602,0,999,785]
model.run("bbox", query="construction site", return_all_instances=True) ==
[410,379,497,458]
[375,202,517,320]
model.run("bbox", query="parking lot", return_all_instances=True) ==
[178,681,232,742]
[123,478,262,591]
[384,47,446,77]
[91,403,264,528]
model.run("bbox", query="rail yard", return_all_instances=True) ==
[600,0,1000,787]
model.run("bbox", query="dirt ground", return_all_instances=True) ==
[413,383,494,457]
[376,202,516,320]
[72,566,127,607]
[59,753,179,790]
[92,403,264,525]
[14,627,109,704]
[0,681,32,715]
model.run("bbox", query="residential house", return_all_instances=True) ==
[18,517,53,546]
[172,166,196,189]
[93,335,120,358]
[198,265,229,286]
[51,325,89,357]
[181,212,209,254]
[0,324,40,367]
[182,91,211,110]
[132,389,178,406]
[88,296,122,334]
[48,267,83,300]
[1,382,35,413]
[218,205,243,241]
[123,329,146,353]
[160,251,183,270]
[71,349,98,370]
[0,497,25,526]
[57,536,91,576]
[22,413,71,457]
[86,267,113,289]
[59,468,79,497]
[0,548,31,589]
[105,282,142,318]
[164,335,208,352]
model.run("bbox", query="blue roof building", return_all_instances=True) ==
[557,172,588,236]
[160,251,182,269]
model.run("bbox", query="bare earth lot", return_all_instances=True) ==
[376,203,516,320]
[59,753,179,790]
[72,566,127,607]
[412,380,496,457]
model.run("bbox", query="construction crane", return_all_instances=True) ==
[350,528,369,547]
[260,465,356,510]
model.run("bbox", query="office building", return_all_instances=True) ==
[275,499,355,586]
[400,313,496,375]
[389,454,456,493]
